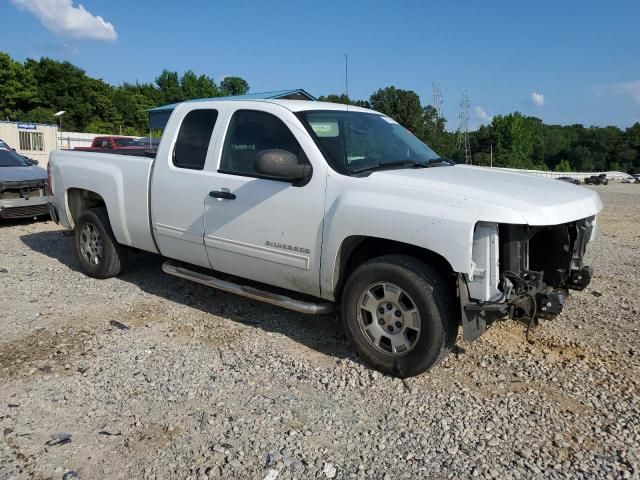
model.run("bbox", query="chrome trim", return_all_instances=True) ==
[162,260,335,315]
[204,235,310,270]
[156,223,204,245]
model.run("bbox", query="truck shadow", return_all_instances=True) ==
[20,230,354,365]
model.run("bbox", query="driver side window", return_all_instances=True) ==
[220,110,304,177]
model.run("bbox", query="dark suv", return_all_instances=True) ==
[584,174,608,185]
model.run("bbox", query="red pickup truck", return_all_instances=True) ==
[74,136,146,154]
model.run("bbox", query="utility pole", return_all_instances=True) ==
[344,54,349,101]
[432,82,443,119]
[456,90,471,164]
[490,144,493,168]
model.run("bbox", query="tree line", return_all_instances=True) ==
[1,51,638,173]
[0,51,248,135]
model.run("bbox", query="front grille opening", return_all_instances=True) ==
[499,222,576,290]
[0,204,49,219]
[529,225,573,288]
[0,182,46,200]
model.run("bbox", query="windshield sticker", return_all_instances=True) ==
[310,121,340,137]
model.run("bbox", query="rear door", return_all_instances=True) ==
[203,104,327,296]
[150,108,220,268]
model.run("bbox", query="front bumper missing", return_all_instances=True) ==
[460,275,583,343]
[459,216,596,343]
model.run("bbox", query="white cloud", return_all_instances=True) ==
[531,92,545,106]
[473,106,491,123]
[11,0,117,41]
[610,80,640,105]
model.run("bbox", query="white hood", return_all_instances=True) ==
[365,165,603,226]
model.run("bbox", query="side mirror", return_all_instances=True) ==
[254,149,311,185]
[28,158,39,165]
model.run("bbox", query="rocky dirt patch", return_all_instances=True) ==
[1,184,639,479]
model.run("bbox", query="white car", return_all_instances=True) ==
[47,99,602,377]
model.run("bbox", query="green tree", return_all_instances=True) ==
[318,93,370,108]
[369,86,424,135]
[0,52,38,120]
[25,57,112,131]
[2,50,638,169]
[489,112,538,168]
[318,93,349,104]
[112,85,154,134]
[219,76,249,96]
[22,107,56,124]
[422,105,455,157]
[181,70,218,100]
[156,70,183,104]
[554,159,572,172]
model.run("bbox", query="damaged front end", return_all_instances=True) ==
[459,217,596,342]
[0,179,50,219]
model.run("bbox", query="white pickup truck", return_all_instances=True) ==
[48,99,602,377]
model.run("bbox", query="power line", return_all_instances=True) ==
[457,89,471,164]
[432,82,443,119]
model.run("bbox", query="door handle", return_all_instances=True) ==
[209,190,236,200]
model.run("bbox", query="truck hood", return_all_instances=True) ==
[365,165,603,226]
[0,165,47,183]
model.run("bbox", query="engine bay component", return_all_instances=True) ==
[461,216,595,342]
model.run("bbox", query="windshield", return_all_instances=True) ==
[135,138,160,147]
[297,110,440,174]
[114,138,141,147]
[0,149,31,167]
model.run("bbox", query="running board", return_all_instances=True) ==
[162,260,336,315]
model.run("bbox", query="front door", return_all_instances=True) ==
[203,105,326,296]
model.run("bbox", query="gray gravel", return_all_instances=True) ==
[1,184,639,479]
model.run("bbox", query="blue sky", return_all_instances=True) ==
[2,0,639,130]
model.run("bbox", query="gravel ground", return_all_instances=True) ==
[1,184,638,480]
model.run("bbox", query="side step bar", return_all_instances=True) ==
[162,260,336,315]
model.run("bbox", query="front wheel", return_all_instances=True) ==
[341,254,457,378]
[75,207,126,278]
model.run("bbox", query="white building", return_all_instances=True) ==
[0,121,139,168]
[0,121,58,166]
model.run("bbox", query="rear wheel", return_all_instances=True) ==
[75,207,126,278]
[341,254,457,377]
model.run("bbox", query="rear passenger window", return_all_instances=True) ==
[173,109,218,170]
[220,110,305,176]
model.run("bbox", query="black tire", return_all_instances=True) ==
[75,207,126,278]
[341,254,457,378]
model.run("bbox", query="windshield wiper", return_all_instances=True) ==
[424,157,455,166]
[351,159,429,174]
[351,157,454,174]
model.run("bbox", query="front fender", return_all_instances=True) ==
[320,190,485,300]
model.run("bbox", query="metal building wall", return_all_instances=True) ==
[0,121,58,167]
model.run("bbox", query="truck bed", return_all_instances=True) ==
[72,148,156,157]
[48,149,157,253]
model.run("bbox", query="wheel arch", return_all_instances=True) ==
[65,188,107,229]
[331,235,456,302]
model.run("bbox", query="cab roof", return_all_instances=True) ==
[178,98,375,114]
[147,89,377,129]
